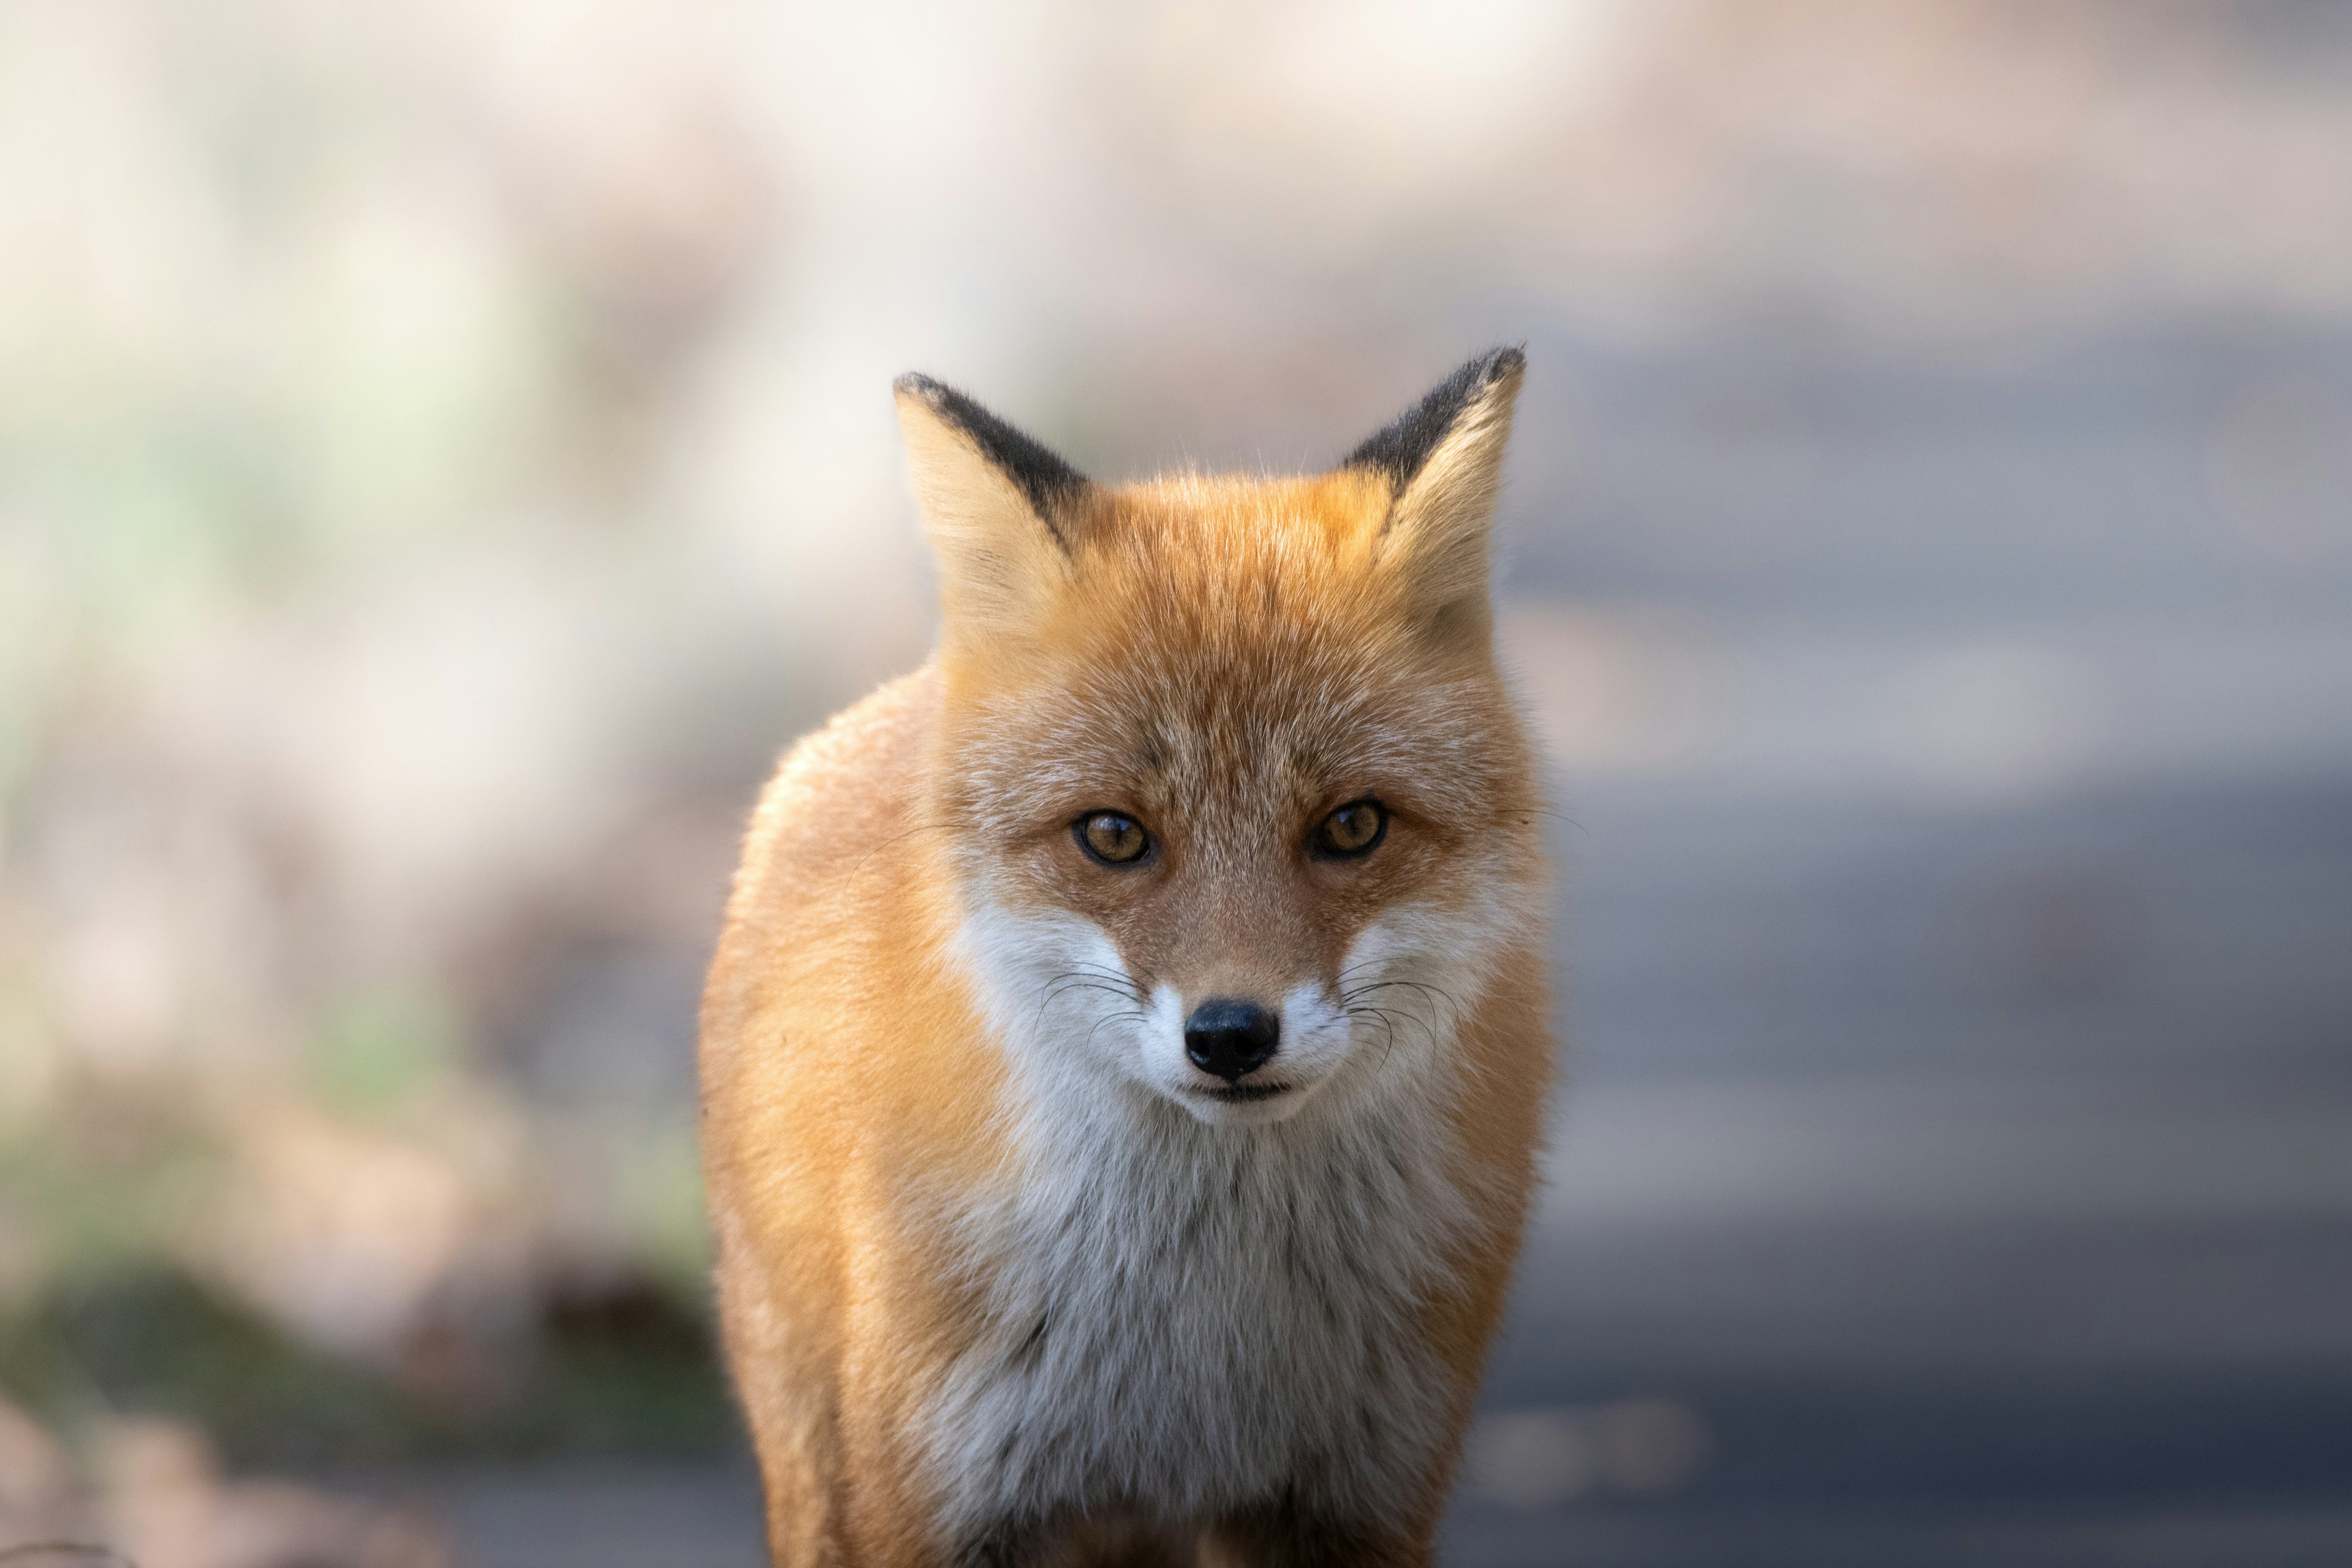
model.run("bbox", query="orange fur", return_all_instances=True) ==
[700,353,1552,1566]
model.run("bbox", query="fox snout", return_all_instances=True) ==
[1182,997,1280,1082]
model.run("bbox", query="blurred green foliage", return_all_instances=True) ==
[309,990,461,1120]
[0,1264,736,1468]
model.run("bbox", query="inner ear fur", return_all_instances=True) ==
[895,373,1092,636]
[1343,347,1525,640]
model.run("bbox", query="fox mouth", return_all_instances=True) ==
[1189,1082,1293,1103]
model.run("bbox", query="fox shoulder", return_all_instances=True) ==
[702,669,938,1046]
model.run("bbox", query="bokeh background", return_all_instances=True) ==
[3,1,2350,1564]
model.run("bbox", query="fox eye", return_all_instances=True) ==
[1076,811,1151,866]
[1313,799,1386,859]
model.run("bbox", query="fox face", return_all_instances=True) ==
[902,351,1539,1129]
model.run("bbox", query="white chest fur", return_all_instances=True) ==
[919,1075,1472,1537]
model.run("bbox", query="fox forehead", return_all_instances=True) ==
[1068,469,1415,633]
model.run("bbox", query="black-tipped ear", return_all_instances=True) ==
[1342,346,1526,499]
[895,374,1093,637]
[893,374,1088,548]
[1343,348,1526,644]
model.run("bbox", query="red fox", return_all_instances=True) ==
[699,349,1553,1566]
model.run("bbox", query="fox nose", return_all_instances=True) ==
[1183,998,1280,1082]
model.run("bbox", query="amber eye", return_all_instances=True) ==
[1313,799,1387,858]
[1076,811,1151,866]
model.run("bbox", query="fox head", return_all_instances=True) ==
[898,350,1542,1128]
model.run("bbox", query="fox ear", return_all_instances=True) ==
[895,374,1092,635]
[1343,347,1525,642]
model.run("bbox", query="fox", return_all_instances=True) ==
[698,347,1554,1567]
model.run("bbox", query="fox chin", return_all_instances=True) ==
[700,349,1555,1567]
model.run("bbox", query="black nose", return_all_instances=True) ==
[1184,998,1280,1083]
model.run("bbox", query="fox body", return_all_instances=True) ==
[699,351,1554,1566]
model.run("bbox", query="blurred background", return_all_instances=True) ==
[2,1,2349,1564]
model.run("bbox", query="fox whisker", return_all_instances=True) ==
[1344,1003,1412,1076]
[1059,962,1147,1005]
[1035,974,1142,1030]
[1082,1009,1148,1054]
[1338,978,1461,1037]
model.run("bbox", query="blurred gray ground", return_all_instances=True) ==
[411,327,2352,1562]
